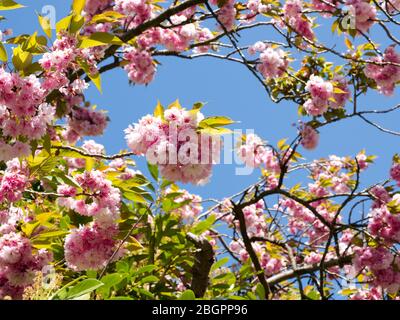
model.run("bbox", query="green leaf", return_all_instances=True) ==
[147,162,159,181]
[197,126,232,135]
[277,138,287,150]
[43,133,51,154]
[192,102,205,111]
[33,230,69,240]
[12,46,32,71]
[89,72,102,93]
[140,275,159,284]
[21,222,40,238]
[198,116,235,135]
[70,14,85,34]
[88,11,125,24]
[199,116,235,128]
[167,99,182,109]
[255,283,265,300]
[72,0,86,15]
[133,265,157,276]
[38,14,52,38]
[0,42,7,61]
[122,189,147,203]
[64,279,104,300]
[97,273,123,298]
[80,32,123,48]
[77,58,102,93]
[191,214,216,235]
[56,15,72,34]
[153,100,164,118]
[0,0,24,10]
[179,290,196,300]
[56,172,81,188]
[211,257,229,272]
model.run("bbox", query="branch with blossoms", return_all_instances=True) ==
[0,0,400,301]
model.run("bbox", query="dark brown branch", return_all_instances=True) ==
[231,203,271,299]
[266,255,353,286]
[186,232,215,298]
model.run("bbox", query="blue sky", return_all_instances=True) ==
[3,0,400,202]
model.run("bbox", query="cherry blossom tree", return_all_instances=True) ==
[0,0,399,300]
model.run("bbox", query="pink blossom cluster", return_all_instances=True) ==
[369,185,391,207]
[125,107,221,184]
[350,287,383,300]
[106,158,143,181]
[368,205,400,242]
[217,200,271,241]
[0,207,23,236]
[304,251,341,276]
[0,69,55,161]
[0,158,29,203]
[237,134,280,173]
[346,0,377,33]
[58,170,124,271]
[64,107,108,143]
[0,211,52,299]
[165,188,203,221]
[64,223,121,271]
[114,0,153,29]
[65,140,105,169]
[57,170,121,227]
[364,46,400,96]
[330,76,351,109]
[210,0,236,31]
[39,34,98,93]
[237,200,267,238]
[229,240,285,276]
[299,124,319,150]
[304,75,334,116]
[123,14,214,83]
[386,0,400,13]
[160,15,200,52]
[120,14,217,84]
[280,198,340,244]
[136,20,212,53]
[283,0,314,40]
[84,0,113,16]
[123,47,156,85]
[390,162,400,185]
[248,42,289,79]
[311,0,338,15]
[309,154,368,196]
[353,246,400,294]
[246,0,270,19]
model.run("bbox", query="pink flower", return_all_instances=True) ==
[364,46,400,96]
[165,188,203,220]
[283,0,314,40]
[64,224,122,271]
[125,106,221,185]
[300,125,319,150]
[67,106,108,139]
[0,232,52,299]
[0,158,29,203]
[390,162,400,185]
[257,46,289,79]
[237,134,268,168]
[346,0,377,34]
[123,47,156,85]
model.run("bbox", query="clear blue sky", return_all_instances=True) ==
[4,0,400,201]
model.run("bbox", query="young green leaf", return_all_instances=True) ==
[0,0,24,10]
[38,14,52,38]
[0,42,7,61]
